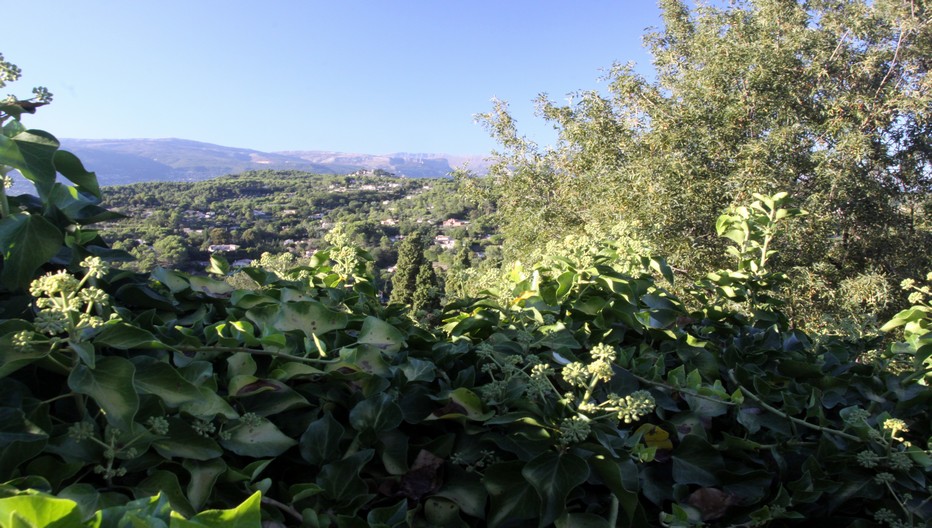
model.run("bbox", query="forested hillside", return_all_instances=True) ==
[0,0,930,526]
[97,171,499,296]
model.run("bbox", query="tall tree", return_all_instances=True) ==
[411,261,441,315]
[471,0,931,312]
[390,231,430,307]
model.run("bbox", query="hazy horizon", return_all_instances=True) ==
[6,1,660,155]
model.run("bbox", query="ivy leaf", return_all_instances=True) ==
[52,149,100,198]
[433,466,488,519]
[522,452,590,526]
[358,316,406,354]
[555,512,611,528]
[0,407,48,447]
[95,322,170,350]
[672,436,724,487]
[0,212,62,289]
[246,300,348,337]
[152,418,223,461]
[182,458,228,513]
[0,323,51,378]
[484,461,540,528]
[131,357,202,407]
[231,377,310,416]
[218,417,296,457]
[349,393,404,434]
[300,413,345,466]
[0,130,59,198]
[96,493,173,527]
[179,387,238,420]
[0,493,84,528]
[135,472,195,519]
[67,340,95,369]
[67,357,138,431]
[588,455,643,523]
[366,498,408,528]
[317,449,375,507]
[0,408,48,481]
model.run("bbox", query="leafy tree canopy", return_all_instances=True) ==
[469,0,931,327]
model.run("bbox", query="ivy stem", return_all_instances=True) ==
[607,495,619,527]
[175,345,332,365]
[883,480,912,522]
[727,370,861,442]
[261,496,303,523]
[0,179,9,219]
[626,371,737,406]
[40,392,77,405]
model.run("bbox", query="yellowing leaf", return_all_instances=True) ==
[637,423,673,450]
[512,290,536,304]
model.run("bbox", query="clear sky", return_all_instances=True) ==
[6,1,662,155]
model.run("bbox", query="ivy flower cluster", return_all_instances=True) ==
[609,390,657,424]
[562,344,617,389]
[899,273,931,306]
[475,340,560,408]
[883,418,909,444]
[18,257,116,348]
[559,415,591,445]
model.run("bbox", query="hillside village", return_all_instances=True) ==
[99,170,498,290]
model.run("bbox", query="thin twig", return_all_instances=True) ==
[727,369,861,442]
[875,25,905,99]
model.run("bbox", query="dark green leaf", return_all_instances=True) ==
[0,213,62,289]
[300,413,345,466]
[183,459,227,512]
[96,322,169,350]
[53,149,100,198]
[522,452,590,526]
[349,393,404,434]
[672,436,723,487]
[218,416,297,457]
[67,357,138,430]
[484,461,540,528]
[317,449,374,506]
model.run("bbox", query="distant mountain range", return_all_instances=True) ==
[37,138,493,188]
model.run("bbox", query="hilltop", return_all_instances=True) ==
[46,138,492,187]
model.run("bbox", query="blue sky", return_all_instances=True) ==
[7,1,661,155]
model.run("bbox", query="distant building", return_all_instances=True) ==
[434,235,455,250]
[442,218,469,228]
[208,244,240,253]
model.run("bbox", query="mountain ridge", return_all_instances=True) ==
[46,138,492,188]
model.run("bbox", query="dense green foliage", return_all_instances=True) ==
[2,34,931,528]
[0,172,930,525]
[469,0,931,332]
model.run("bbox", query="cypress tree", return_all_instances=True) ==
[411,261,440,314]
[390,232,426,306]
